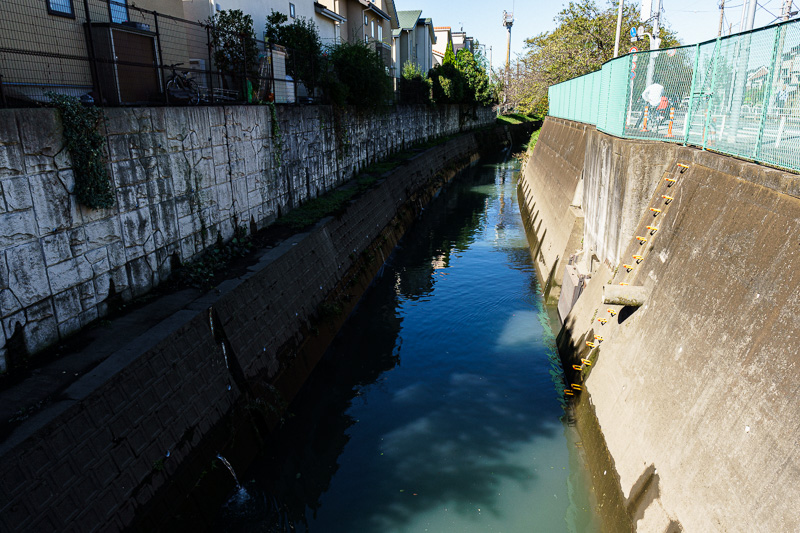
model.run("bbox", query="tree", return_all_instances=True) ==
[454,49,495,107]
[265,11,323,93]
[399,61,431,105]
[207,10,259,84]
[506,0,679,116]
[325,41,392,108]
[443,40,456,66]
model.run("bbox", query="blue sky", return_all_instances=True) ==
[416,0,791,71]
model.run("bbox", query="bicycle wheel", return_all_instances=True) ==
[186,78,200,105]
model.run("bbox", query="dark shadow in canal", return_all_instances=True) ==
[214,156,566,532]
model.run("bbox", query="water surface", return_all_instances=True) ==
[217,153,598,532]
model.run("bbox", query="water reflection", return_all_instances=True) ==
[216,154,597,532]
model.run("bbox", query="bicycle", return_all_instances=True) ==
[165,63,201,105]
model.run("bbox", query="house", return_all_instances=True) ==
[432,26,452,66]
[0,0,189,104]
[315,0,397,73]
[393,10,435,76]
[208,0,319,40]
[452,30,474,54]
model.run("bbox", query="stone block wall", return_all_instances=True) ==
[0,104,494,370]
[0,124,523,533]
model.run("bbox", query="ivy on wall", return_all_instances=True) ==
[48,94,115,209]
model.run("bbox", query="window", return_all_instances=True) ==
[289,2,296,18]
[47,0,75,17]
[371,20,375,38]
[365,34,369,44]
[109,0,129,23]
[365,14,368,26]
[378,25,383,41]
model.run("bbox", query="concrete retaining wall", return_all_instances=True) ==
[523,117,800,531]
[517,117,586,305]
[0,123,527,532]
[0,104,494,370]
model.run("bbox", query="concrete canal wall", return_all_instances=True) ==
[0,117,532,532]
[0,104,494,371]
[521,116,800,532]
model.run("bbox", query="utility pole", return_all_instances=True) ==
[614,0,624,58]
[783,0,793,20]
[718,0,725,38]
[503,10,514,91]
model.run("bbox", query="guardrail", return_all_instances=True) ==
[548,18,800,172]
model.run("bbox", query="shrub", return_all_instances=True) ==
[265,11,322,94]
[325,41,392,108]
[207,10,259,87]
[399,61,430,105]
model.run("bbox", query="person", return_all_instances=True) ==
[634,82,665,130]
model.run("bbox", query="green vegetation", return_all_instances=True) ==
[497,113,538,125]
[399,61,431,105]
[325,41,393,108]
[207,10,259,86]
[48,94,114,209]
[171,226,253,289]
[277,175,376,230]
[504,0,679,115]
[265,10,322,93]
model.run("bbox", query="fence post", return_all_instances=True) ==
[684,43,701,145]
[153,11,167,104]
[0,74,7,108]
[206,25,215,104]
[701,39,722,151]
[82,0,104,105]
[753,25,784,160]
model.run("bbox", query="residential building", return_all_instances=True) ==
[316,0,397,73]
[1,0,190,104]
[393,10,435,76]
[452,30,474,54]
[432,26,452,66]
[209,0,318,40]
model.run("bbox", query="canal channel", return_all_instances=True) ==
[213,151,601,532]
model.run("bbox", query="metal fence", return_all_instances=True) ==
[0,0,337,107]
[548,17,800,172]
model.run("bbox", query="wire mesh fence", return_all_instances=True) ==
[548,18,800,173]
[0,0,345,107]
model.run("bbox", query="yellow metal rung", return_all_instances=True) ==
[636,236,647,244]
[571,384,582,391]
[622,264,634,272]
[650,207,662,216]
[607,309,617,316]
[646,226,658,234]
[597,318,608,324]
[581,358,592,366]
[633,255,644,263]
[586,341,597,348]
[572,364,583,371]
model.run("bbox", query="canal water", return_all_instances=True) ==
[216,153,599,532]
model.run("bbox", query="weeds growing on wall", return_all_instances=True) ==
[268,101,283,168]
[48,94,115,209]
[171,226,253,289]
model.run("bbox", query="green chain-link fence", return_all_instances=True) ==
[548,18,800,172]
